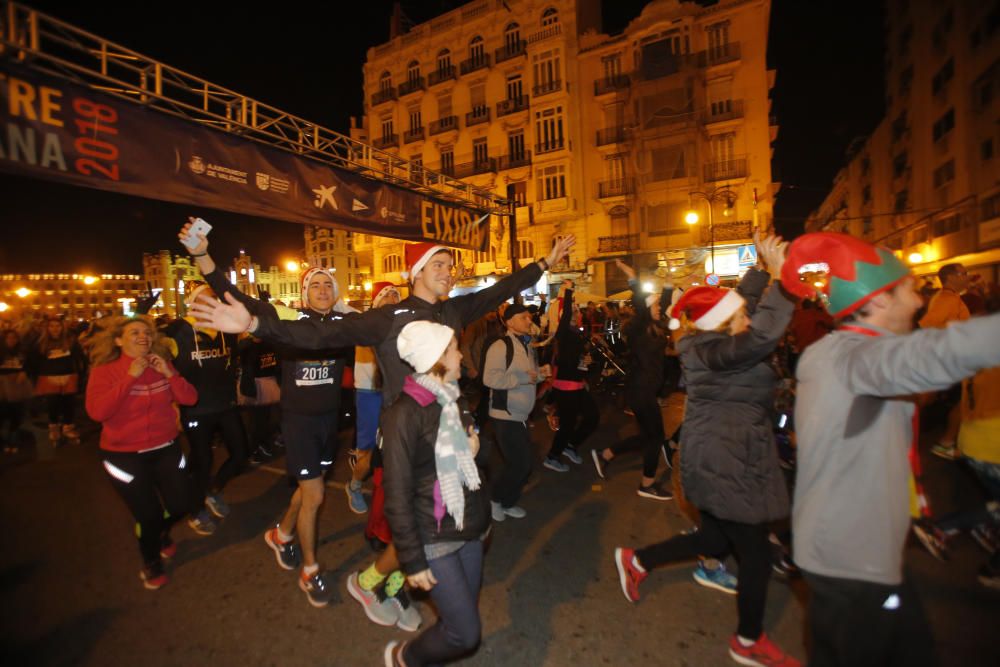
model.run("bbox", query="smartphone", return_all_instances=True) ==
[182,217,213,250]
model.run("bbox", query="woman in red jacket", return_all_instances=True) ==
[85,316,199,590]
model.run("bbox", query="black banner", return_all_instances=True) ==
[0,60,489,250]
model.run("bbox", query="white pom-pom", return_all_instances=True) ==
[668,318,680,330]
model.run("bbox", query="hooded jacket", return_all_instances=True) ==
[164,318,239,418]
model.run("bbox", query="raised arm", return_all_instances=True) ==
[840,313,1000,397]
[695,283,796,371]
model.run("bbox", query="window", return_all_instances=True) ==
[981,192,1000,221]
[710,132,736,164]
[535,106,565,153]
[602,53,622,80]
[473,138,489,165]
[506,74,523,101]
[651,145,688,180]
[978,80,994,110]
[379,71,392,92]
[933,160,955,188]
[380,116,394,139]
[933,214,961,237]
[706,21,730,59]
[469,36,485,63]
[893,151,908,178]
[891,111,908,142]
[511,181,528,207]
[409,155,424,181]
[437,93,453,118]
[508,130,526,161]
[861,156,871,176]
[541,7,558,27]
[932,108,954,142]
[862,185,872,204]
[862,216,874,237]
[536,164,566,200]
[436,49,451,72]
[894,189,909,213]
[474,246,497,264]
[533,48,561,91]
[407,60,421,84]
[440,147,455,176]
[983,139,994,161]
[408,107,422,132]
[931,59,953,96]
[470,83,486,111]
[382,254,403,274]
[517,240,535,258]
[606,154,626,182]
[645,203,688,236]
[504,23,521,50]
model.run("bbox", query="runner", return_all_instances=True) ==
[180,221,352,608]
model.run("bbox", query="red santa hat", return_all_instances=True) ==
[300,267,339,310]
[668,286,745,331]
[401,242,452,282]
[371,281,400,308]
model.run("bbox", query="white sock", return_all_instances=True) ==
[302,563,319,576]
[276,526,294,543]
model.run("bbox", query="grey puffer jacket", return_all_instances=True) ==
[678,272,795,525]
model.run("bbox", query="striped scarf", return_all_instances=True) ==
[413,373,481,530]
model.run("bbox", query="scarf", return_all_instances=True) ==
[412,373,481,530]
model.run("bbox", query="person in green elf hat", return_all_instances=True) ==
[783,232,1000,667]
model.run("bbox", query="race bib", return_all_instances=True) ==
[294,360,336,386]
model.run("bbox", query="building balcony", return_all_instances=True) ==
[453,158,497,178]
[703,99,745,124]
[703,42,741,67]
[371,87,397,106]
[495,40,527,64]
[497,152,532,170]
[497,95,529,117]
[598,234,638,253]
[596,126,626,146]
[429,116,458,135]
[701,219,753,244]
[428,66,457,87]
[594,74,630,96]
[398,76,426,96]
[536,138,565,155]
[373,133,399,150]
[598,178,635,198]
[528,23,562,44]
[533,79,562,97]
[403,127,425,144]
[460,53,491,75]
[466,107,491,127]
[703,157,748,182]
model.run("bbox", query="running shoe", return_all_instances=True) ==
[930,443,959,461]
[188,509,217,536]
[637,483,673,501]
[159,537,177,560]
[971,523,999,555]
[491,501,507,523]
[383,640,407,667]
[978,564,1000,591]
[728,632,802,666]
[693,562,737,595]
[140,562,168,590]
[661,443,673,469]
[543,457,569,472]
[912,520,949,561]
[613,547,646,603]
[772,553,801,578]
[265,527,301,570]
[491,501,527,520]
[563,447,583,465]
[389,588,423,632]
[205,493,231,519]
[346,572,399,626]
[299,568,334,608]
[346,481,368,514]
[591,449,608,479]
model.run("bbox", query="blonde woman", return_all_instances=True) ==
[85,316,199,590]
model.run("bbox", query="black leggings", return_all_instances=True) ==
[0,401,25,434]
[46,394,74,424]
[182,408,248,501]
[635,511,772,640]
[548,388,599,458]
[101,442,196,565]
[609,394,664,478]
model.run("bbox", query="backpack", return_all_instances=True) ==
[481,335,516,413]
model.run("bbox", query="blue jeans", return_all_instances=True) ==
[403,540,483,666]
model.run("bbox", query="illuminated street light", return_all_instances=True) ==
[82,276,98,285]
[642,281,654,293]
[0,302,9,313]
[685,211,699,225]
[686,187,736,275]
[15,287,31,298]
[363,281,373,292]
[908,252,924,264]
[285,260,300,272]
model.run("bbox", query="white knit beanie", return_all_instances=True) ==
[396,321,454,373]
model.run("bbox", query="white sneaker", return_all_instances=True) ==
[491,501,506,522]
[502,505,527,519]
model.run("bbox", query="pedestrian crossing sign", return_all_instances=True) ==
[738,245,758,267]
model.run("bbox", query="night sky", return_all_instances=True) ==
[1,0,884,274]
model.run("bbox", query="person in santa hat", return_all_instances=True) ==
[614,233,803,667]
[779,232,1000,666]
[179,221,355,609]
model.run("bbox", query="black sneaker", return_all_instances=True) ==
[299,568,334,608]
[591,449,609,479]
[637,483,673,501]
[265,527,301,570]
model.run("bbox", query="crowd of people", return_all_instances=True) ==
[2,220,999,667]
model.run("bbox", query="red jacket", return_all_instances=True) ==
[85,354,198,452]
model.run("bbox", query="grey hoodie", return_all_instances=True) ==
[483,332,539,423]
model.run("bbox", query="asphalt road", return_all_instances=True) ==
[1,392,997,667]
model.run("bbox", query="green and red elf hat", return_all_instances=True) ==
[780,232,911,318]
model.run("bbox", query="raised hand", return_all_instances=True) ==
[188,292,252,334]
[147,354,173,378]
[545,234,577,268]
[127,355,149,378]
[614,258,637,281]
[178,217,209,256]
[753,230,788,277]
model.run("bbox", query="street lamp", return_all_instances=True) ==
[15,287,31,298]
[285,260,300,272]
[685,186,736,276]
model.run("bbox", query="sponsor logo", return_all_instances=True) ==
[189,155,206,174]
[255,172,291,194]
[205,162,248,185]
[191,348,227,361]
[312,184,338,210]
[255,172,270,190]
[380,206,389,219]
[352,198,369,212]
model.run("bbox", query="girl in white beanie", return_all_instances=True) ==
[381,321,487,667]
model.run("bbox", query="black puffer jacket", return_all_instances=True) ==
[623,280,669,400]
[678,270,795,524]
[381,376,488,575]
